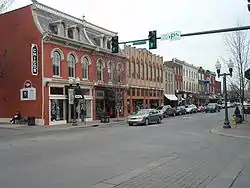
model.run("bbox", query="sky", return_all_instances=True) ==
[7,0,250,74]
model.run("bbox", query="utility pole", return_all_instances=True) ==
[118,25,250,45]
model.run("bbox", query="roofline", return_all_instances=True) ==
[32,0,117,36]
[0,4,31,16]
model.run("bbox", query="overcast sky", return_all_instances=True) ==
[9,0,250,73]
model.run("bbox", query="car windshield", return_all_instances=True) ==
[156,106,163,110]
[177,106,182,109]
[187,105,193,108]
[134,109,149,115]
[207,104,215,107]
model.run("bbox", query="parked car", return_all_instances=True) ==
[205,103,220,113]
[243,104,250,114]
[185,104,197,114]
[157,105,176,117]
[175,106,186,115]
[197,106,205,112]
[156,106,168,118]
[127,109,161,126]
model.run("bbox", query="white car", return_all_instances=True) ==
[185,104,197,114]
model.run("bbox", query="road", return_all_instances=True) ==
[0,110,249,188]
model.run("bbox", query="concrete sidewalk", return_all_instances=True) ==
[212,116,250,139]
[0,118,127,131]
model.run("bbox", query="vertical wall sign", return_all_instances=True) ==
[31,44,38,76]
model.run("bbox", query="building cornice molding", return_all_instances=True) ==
[31,0,117,36]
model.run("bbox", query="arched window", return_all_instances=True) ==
[68,54,76,77]
[52,51,61,76]
[97,59,104,81]
[117,63,123,83]
[107,62,114,82]
[82,57,89,79]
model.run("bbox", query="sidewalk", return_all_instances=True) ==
[0,118,127,131]
[212,116,250,139]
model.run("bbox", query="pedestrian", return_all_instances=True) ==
[80,103,85,123]
[234,105,242,123]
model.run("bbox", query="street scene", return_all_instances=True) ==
[1,0,250,187]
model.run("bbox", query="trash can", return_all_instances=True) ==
[27,116,35,126]
[100,116,106,123]
[105,116,110,123]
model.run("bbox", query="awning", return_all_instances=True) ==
[164,94,178,101]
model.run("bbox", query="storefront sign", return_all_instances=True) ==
[31,44,38,76]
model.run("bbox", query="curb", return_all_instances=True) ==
[211,127,250,140]
[42,120,126,132]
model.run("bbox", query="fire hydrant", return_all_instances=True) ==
[232,115,236,127]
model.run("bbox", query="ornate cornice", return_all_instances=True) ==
[32,0,117,36]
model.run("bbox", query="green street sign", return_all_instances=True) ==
[161,31,181,41]
[133,41,146,45]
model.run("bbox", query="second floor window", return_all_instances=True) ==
[97,60,103,81]
[82,57,89,79]
[68,54,76,77]
[108,62,114,82]
[52,51,61,76]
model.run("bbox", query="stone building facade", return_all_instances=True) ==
[124,45,164,113]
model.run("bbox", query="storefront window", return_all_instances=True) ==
[50,87,64,95]
[51,99,64,121]
[85,100,92,118]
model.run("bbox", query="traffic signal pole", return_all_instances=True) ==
[118,25,250,45]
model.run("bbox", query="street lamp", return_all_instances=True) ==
[69,77,81,126]
[215,59,234,128]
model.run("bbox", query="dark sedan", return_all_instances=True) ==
[205,103,220,113]
[175,106,186,115]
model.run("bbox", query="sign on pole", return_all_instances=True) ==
[161,31,181,41]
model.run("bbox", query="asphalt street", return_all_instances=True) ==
[0,109,250,188]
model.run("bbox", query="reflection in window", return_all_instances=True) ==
[68,54,76,77]
[97,60,103,81]
[52,51,61,76]
[82,57,89,79]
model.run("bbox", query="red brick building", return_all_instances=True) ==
[0,1,127,125]
[214,80,222,95]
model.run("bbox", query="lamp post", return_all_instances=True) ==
[215,59,234,128]
[69,77,81,126]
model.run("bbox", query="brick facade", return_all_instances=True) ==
[0,2,127,125]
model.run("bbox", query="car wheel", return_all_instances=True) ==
[145,118,149,126]
[129,123,133,126]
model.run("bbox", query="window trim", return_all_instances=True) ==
[51,48,64,77]
[96,58,105,81]
[67,52,78,78]
[81,55,91,80]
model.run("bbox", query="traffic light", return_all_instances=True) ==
[248,0,250,11]
[111,36,119,53]
[148,30,157,49]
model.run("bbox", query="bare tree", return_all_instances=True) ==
[0,0,14,13]
[224,27,250,120]
[107,63,126,120]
